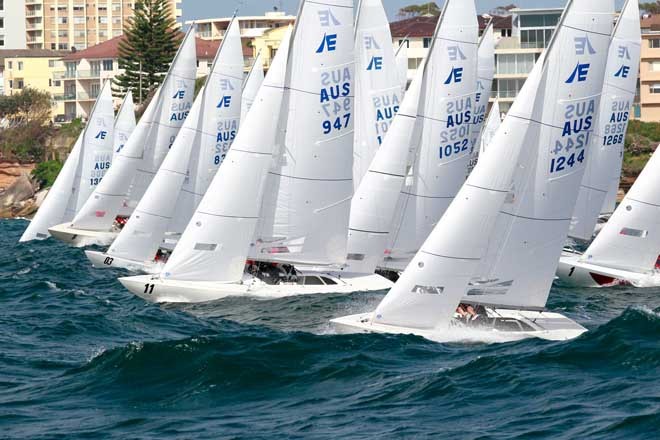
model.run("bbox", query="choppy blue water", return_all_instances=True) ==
[1,219,659,439]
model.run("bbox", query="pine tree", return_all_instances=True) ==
[113,0,179,103]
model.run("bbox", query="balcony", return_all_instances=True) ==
[53,92,77,101]
[78,91,100,100]
[76,70,102,79]
[26,10,43,17]
[26,22,43,31]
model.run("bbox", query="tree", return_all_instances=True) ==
[397,2,442,18]
[113,0,179,103]
[491,4,518,16]
[641,2,660,14]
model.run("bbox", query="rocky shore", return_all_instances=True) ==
[0,162,45,219]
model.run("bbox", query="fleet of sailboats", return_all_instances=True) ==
[18,0,653,343]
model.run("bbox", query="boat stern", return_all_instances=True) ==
[49,223,116,247]
[330,313,377,334]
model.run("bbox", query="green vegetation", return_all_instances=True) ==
[194,76,206,98]
[31,160,63,189]
[641,2,660,14]
[113,0,179,103]
[623,120,660,180]
[397,2,441,18]
[0,88,53,162]
[58,118,84,139]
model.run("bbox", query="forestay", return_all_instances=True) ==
[569,0,640,240]
[106,18,244,263]
[160,27,292,282]
[70,29,197,231]
[344,59,426,274]
[581,145,660,274]
[19,81,115,241]
[253,0,355,267]
[383,0,479,271]
[352,0,403,190]
[462,0,613,310]
[466,21,495,175]
[241,52,264,123]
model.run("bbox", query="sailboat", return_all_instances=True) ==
[332,0,613,342]
[557,147,660,288]
[112,92,136,161]
[567,0,641,242]
[19,81,117,242]
[466,20,495,175]
[48,28,198,247]
[85,17,244,272]
[352,0,404,190]
[241,52,264,123]
[119,0,391,303]
[380,0,480,272]
[395,39,408,92]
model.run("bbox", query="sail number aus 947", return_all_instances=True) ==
[322,113,351,134]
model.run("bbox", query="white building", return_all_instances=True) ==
[0,0,28,50]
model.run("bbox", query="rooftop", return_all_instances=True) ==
[389,15,511,38]
[61,34,221,62]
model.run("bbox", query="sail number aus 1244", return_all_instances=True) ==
[550,149,584,174]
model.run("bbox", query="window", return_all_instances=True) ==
[99,16,108,24]
[17,80,24,89]
[650,84,660,94]
[54,80,61,87]
[49,60,55,68]
[521,28,554,49]
[18,62,23,70]
[8,80,12,89]
[501,28,511,37]
[650,39,660,49]
[0,18,4,29]
[57,17,68,24]
[0,37,4,48]
[496,53,536,75]
[7,61,11,69]
[0,0,3,11]
[320,277,337,285]
[398,39,409,49]
[423,37,432,48]
[519,13,560,28]
[651,61,660,72]
[102,59,113,71]
[74,16,85,25]
[408,57,423,70]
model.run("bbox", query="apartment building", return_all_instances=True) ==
[1,49,66,117]
[638,14,660,121]
[59,34,219,121]
[24,0,182,51]
[189,11,295,71]
[389,14,512,87]
[1,0,28,50]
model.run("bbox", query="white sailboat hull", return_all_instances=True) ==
[119,271,393,303]
[331,308,588,343]
[85,250,162,274]
[556,250,654,288]
[48,223,117,247]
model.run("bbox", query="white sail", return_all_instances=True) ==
[352,0,403,190]
[581,145,660,274]
[372,0,614,330]
[19,81,115,242]
[160,27,292,282]
[112,91,136,161]
[19,135,82,242]
[480,100,500,154]
[383,0,479,271]
[462,0,613,310]
[466,21,495,174]
[70,28,197,231]
[344,59,426,274]
[63,80,115,219]
[569,0,640,240]
[106,18,244,263]
[253,0,355,266]
[241,52,264,123]
[395,40,408,92]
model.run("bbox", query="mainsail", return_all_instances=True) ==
[463,0,613,310]
[466,21,495,174]
[70,28,197,231]
[352,0,403,190]
[395,40,408,92]
[19,81,115,241]
[159,27,293,282]
[241,52,264,123]
[371,0,613,329]
[383,0,480,271]
[569,0,640,240]
[105,17,244,263]
[253,0,356,267]
[112,91,136,161]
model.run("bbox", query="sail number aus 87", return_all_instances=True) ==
[550,149,584,174]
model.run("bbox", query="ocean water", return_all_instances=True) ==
[1,218,659,439]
